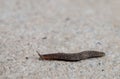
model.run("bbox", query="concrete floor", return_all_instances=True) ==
[0,0,120,79]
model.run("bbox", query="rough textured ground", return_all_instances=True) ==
[0,0,120,79]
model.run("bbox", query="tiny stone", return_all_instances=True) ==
[42,37,47,39]
[65,17,70,21]
[102,69,104,71]
[25,57,28,59]
[96,42,102,45]
[98,62,101,65]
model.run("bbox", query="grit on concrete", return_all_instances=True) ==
[0,0,120,79]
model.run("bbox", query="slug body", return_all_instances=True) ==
[37,51,105,62]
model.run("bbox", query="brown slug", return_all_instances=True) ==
[37,51,105,62]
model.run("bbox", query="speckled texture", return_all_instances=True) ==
[0,0,120,79]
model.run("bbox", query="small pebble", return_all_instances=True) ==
[25,57,29,59]
[42,37,47,39]
[65,17,70,21]
[96,41,102,45]
[102,69,104,71]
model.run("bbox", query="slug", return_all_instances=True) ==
[37,51,105,62]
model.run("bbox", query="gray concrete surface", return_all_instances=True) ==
[0,0,120,79]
